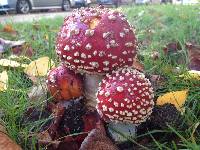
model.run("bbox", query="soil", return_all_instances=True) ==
[59,99,86,136]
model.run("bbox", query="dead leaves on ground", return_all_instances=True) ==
[0,122,22,150]
[156,90,188,112]
[0,59,28,68]
[24,57,55,77]
[1,24,18,36]
[0,56,54,92]
[0,38,25,54]
[186,42,200,71]
[80,123,119,150]
[0,71,8,92]
[32,100,103,150]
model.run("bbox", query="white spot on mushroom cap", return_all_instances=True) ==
[74,51,79,56]
[89,62,99,68]
[103,32,111,38]
[103,61,110,66]
[109,107,114,112]
[120,32,125,38]
[64,45,70,51]
[105,91,110,97]
[108,15,117,20]
[74,28,79,35]
[125,42,133,47]
[81,53,87,59]
[117,86,124,92]
[67,56,72,60]
[85,29,94,36]
[85,43,92,50]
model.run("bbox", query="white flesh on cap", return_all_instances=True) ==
[83,73,104,109]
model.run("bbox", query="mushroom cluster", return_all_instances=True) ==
[56,6,137,108]
[46,6,154,146]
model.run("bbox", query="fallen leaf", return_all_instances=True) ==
[163,42,186,65]
[132,57,144,72]
[0,133,22,150]
[0,122,22,150]
[0,71,8,92]
[179,70,200,80]
[186,42,200,71]
[156,90,188,111]
[163,42,182,55]
[24,57,55,77]
[2,24,17,35]
[8,55,31,63]
[0,38,25,53]
[0,121,6,134]
[0,59,28,68]
[11,42,34,57]
[28,82,48,101]
[80,123,118,150]
[82,111,100,132]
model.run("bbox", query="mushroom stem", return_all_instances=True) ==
[83,73,104,109]
[107,122,136,143]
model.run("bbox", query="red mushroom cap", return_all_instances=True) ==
[56,6,137,74]
[96,67,154,125]
[46,65,83,101]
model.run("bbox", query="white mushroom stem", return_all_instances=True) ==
[83,73,104,109]
[107,122,136,143]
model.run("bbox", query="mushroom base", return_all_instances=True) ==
[107,122,136,143]
[83,73,104,109]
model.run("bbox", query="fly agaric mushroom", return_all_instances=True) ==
[96,67,154,142]
[56,6,137,108]
[46,65,83,101]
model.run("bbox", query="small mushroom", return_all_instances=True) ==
[56,6,137,108]
[96,67,154,142]
[46,65,83,101]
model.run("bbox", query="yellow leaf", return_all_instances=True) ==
[179,70,200,80]
[24,57,55,77]
[156,90,188,111]
[0,59,28,68]
[0,71,8,92]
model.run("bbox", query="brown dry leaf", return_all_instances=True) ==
[2,24,17,35]
[80,123,119,150]
[186,42,200,71]
[12,44,34,58]
[0,123,22,150]
[163,42,182,55]
[0,133,22,150]
[132,57,144,72]
[37,130,53,144]
[0,71,8,92]
[0,38,25,53]
[156,90,188,111]
[24,57,55,77]
[0,59,28,68]
[0,122,6,134]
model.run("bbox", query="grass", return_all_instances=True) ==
[0,4,200,150]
